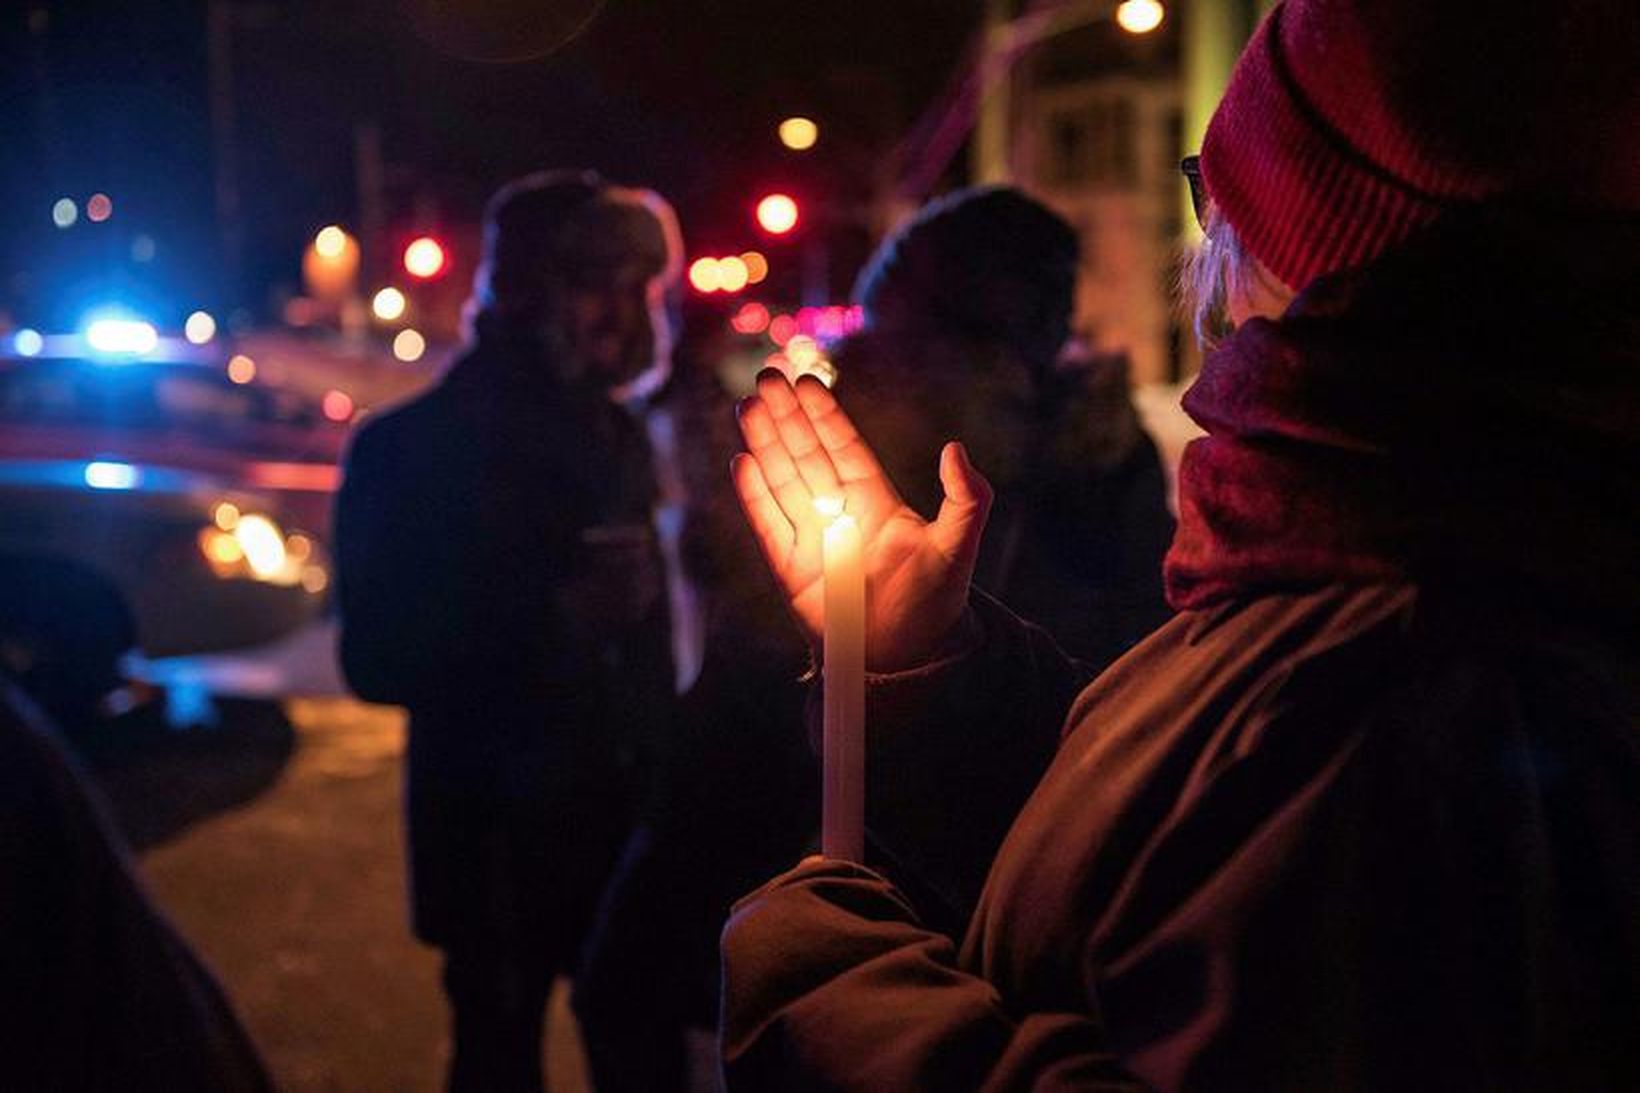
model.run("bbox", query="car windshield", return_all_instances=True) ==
[0,360,319,435]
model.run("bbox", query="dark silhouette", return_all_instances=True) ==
[0,676,270,1092]
[833,186,1174,675]
[335,170,682,1093]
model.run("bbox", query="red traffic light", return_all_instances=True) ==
[403,236,448,280]
[755,194,799,235]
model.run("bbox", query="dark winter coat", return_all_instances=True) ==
[335,337,672,956]
[721,209,1640,1090]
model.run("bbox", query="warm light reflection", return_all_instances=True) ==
[813,495,845,519]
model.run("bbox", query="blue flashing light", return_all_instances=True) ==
[12,328,43,357]
[85,318,159,357]
[84,461,141,490]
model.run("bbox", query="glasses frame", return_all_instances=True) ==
[1180,155,1206,230]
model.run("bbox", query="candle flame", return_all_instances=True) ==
[813,495,845,519]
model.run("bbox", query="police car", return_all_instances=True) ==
[0,317,344,727]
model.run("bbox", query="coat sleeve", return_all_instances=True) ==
[859,590,1095,924]
[721,859,1147,1092]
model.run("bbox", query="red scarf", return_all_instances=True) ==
[1164,208,1639,617]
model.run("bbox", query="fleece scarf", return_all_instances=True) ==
[1164,206,1638,618]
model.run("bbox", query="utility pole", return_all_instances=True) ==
[207,1,244,311]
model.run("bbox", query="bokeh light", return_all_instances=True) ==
[84,461,139,490]
[130,234,156,262]
[741,251,769,284]
[322,389,355,421]
[85,318,158,355]
[730,302,771,335]
[314,225,349,258]
[778,117,819,151]
[1116,0,1165,34]
[717,256,750,293]
[402,236,448,279]
[227,354,257,384]
[372,287,407,321]
[392,328,427,362]
[233,514,287,579]
[786,335,820,369]
[184,310,217,344]
[12,328,43,357]
[51,198,77,228]
[755,194,799,235]
[688,257,722,293]
[768,314,798,347]
[86,192,113,222]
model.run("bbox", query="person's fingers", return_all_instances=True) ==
[793,375,889,486]
[930,441,993,568]
[759,371,844,503]
[731,452,795,564]
[737,396,814,525]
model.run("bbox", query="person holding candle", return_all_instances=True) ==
[719,0,1639,1088]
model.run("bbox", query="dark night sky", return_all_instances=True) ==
[0,0,981,329]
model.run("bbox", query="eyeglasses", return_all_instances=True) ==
[1180,155,1205,229]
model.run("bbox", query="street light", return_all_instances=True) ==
[778,117,819,151]
[755,193,800,235]
[314,225,350,258]
[1115,0,1165,35]
[403,236,448,280]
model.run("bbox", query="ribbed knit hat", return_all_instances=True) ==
[1201,0,1640,291]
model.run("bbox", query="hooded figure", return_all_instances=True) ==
[719,1,1639,1088]
[335,170,682,1093]
[834,186,1174,674]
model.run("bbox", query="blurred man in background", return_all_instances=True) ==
[335,170,682,1093]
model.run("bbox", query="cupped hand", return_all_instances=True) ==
[732,369,992,673]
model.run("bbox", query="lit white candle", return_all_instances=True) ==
[816,496,865,861]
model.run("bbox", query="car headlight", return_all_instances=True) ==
[198,504,327,591]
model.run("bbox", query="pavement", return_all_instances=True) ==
[101,626,597,1093]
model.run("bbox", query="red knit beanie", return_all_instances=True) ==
[1201,0,1640,291]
